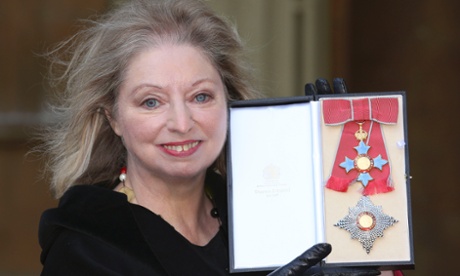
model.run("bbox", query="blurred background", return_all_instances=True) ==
[1,0,458,275]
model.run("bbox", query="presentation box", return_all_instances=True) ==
[227,93,414,273]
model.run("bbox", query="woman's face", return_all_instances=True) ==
[110,44,227,182]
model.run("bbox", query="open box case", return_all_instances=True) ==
[226,92,414,273]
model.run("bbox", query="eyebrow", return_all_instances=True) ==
[132,78,217,94]
[191,77,218,87]
[132,83,162,95]
[128,84,159,98]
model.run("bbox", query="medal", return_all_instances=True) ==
[334,196,398,253]
[339,122,389,187]
[322,97,398,195]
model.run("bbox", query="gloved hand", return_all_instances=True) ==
[305,78,348,97]
[266,243,381,276]
[267,243,331,276]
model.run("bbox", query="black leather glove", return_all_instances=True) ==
[266,243,381,276]
[267,243,332,276]
[305,78,348,97]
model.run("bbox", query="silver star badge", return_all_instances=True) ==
[334,196,398,253]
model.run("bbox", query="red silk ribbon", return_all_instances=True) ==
[322,97,399,195]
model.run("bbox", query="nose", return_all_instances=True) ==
[166,101,194,133]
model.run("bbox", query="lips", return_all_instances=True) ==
[161,141,201,156]
[163,141,199,152]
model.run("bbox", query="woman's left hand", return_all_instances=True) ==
[266,243,382,276]
[267,243,332,276]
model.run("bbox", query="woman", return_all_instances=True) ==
[38,0,386,275]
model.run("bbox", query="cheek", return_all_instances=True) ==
[210,108,228,143]
[118,115,154,146]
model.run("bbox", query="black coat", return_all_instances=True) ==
[39,172,267,275]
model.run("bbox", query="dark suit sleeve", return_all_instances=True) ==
[41,229,166,276]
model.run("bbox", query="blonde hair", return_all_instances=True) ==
[40,0,259,198]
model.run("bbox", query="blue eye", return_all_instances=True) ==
[144,99,158,108]
[195,93,209,103]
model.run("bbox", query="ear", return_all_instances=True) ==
[105,109,122,136]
